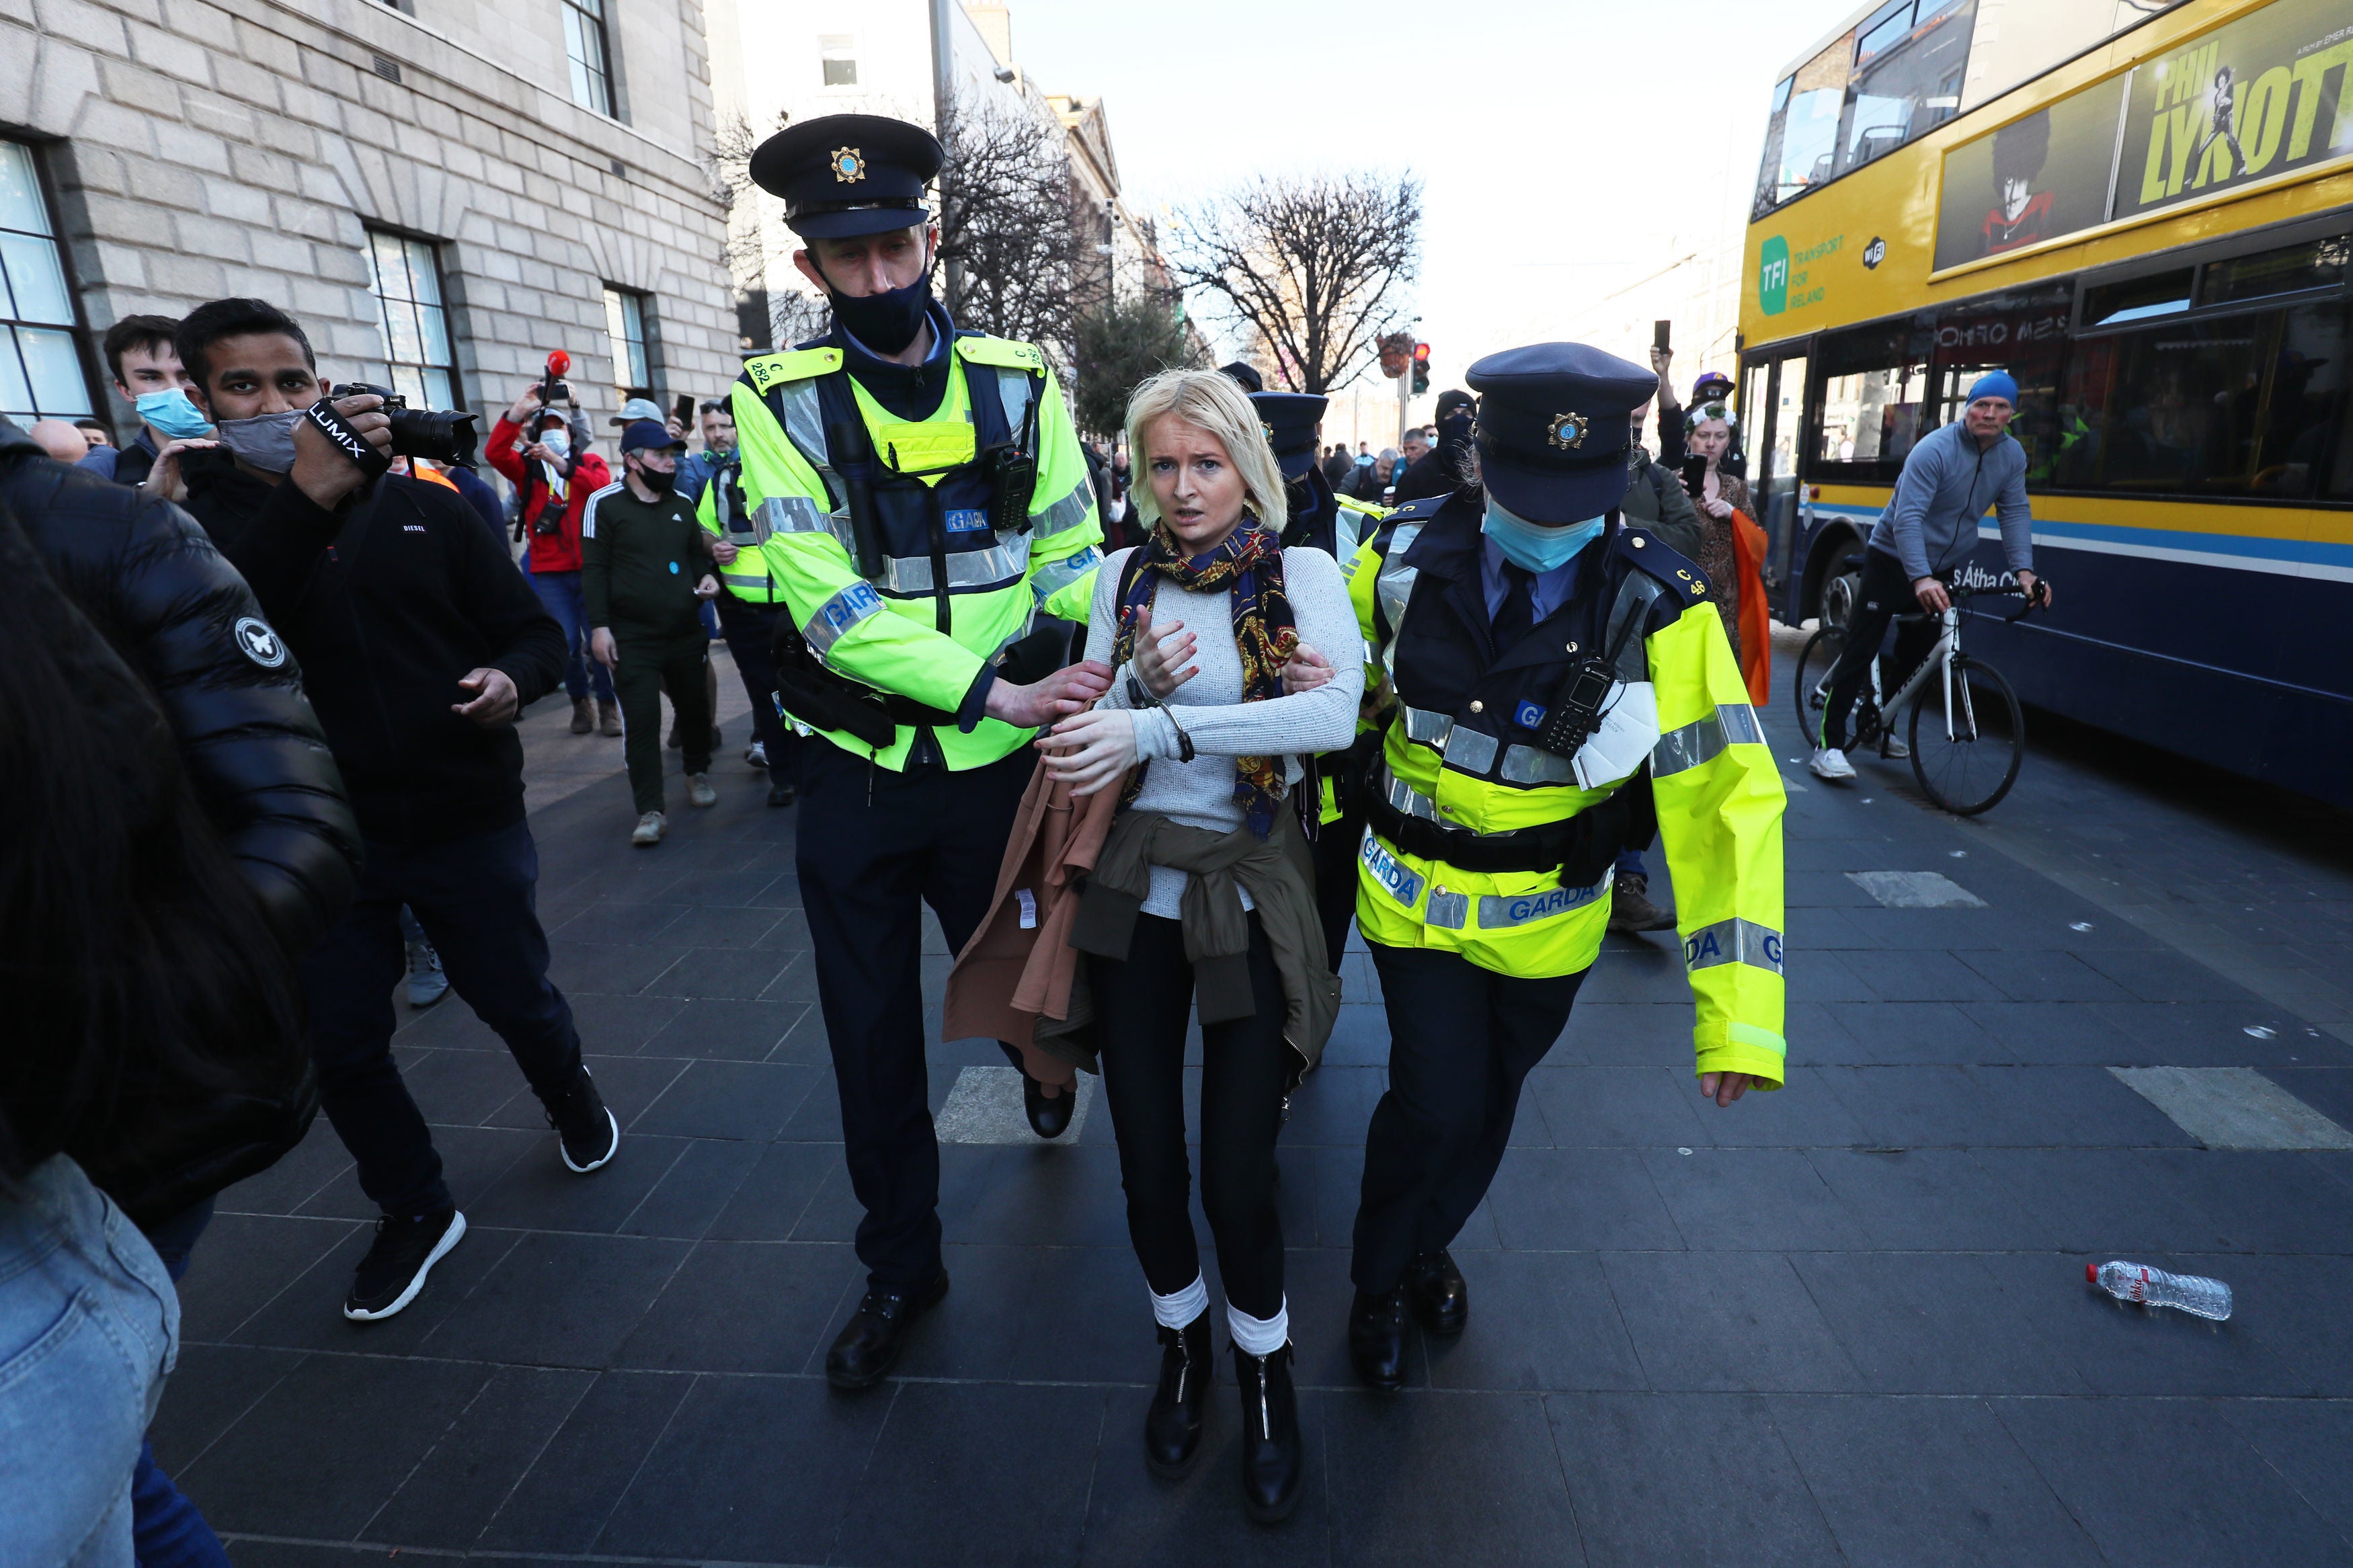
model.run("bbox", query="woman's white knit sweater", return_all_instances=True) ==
[1085,543,1365,919]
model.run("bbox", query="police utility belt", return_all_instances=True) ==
[1361,581,1654,887]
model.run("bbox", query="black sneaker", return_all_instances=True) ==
[344,1208,466,1321]
[547,1067,619,1173]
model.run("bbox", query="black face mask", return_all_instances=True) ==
[825,249,934,356]
[635,462,676,495]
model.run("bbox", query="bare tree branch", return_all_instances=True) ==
[934,91,1080,365]
[1168,173,1423,394]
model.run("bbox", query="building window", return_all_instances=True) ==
[604,286,651,399]
[820,36,858,87]
[365,229,461,410]
[562,0,614,116]
[0,140,93,426]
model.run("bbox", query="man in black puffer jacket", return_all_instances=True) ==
[173,297,607,1327]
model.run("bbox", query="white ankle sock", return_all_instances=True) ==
[1228,1296,1288,1357]
[1151,1275,1209,1330]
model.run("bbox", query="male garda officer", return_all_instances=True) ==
[694,432,801,807]
[1341,343,1786,1388]
[737,114,1109,1388]
[1249,384,1390,967]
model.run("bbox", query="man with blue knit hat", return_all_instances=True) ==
[1812,369,2052,780]
[1339,341,1787,1389]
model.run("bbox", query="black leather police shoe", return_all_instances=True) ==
[1024,1073,1074,1139]
[766,781,797,808]
[1234,1341,1303,1524]
[824,1270,949,1390]
[1404,1249,1468,1335]
[1145,1315,1213,1478]
[1348,1286,1408,1392]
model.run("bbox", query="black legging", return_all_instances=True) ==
[1090,911,1291,1320]
[1819,546,1940,752]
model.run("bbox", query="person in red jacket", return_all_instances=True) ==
[489,386,617,735]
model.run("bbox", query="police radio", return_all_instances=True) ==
[984,386,1040,535]
[1531,657,1618,759]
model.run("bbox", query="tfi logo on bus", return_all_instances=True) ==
[1758,236,1790,316]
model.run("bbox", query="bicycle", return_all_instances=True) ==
[1792,581,2046,815]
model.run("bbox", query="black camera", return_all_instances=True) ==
[327,383,481,468]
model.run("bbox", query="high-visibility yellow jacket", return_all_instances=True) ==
[731,329,1102,771]
[694,454,783,606]
[1346,495,1788,1087]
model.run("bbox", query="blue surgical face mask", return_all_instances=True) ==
[1482,497,1603,573]
[135,388,212,441]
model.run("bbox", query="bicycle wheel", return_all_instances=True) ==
[1793,626,1845,743]
[1908,653,2024,815]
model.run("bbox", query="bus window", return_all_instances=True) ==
[2198,235,2350,309]
[1838,0,1977,175]
[1756,33,1856,212]
[2056,302,2350,500]
[2083,270,2194,328]
[1754,353,1809,593]
[1814,319,1934,479]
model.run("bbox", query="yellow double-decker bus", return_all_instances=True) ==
[1739,0,2352,804]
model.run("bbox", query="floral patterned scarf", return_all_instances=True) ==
[1112,518,1298,839]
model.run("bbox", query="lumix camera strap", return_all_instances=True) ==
[304,397,391,481]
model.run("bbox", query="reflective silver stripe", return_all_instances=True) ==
[1652,702,1766,778]
[1031,477,1092,536]
[1375,522,1424,675]
[1402,705,1453,747]
[1427,889,1470,930]
[1681,917,1786,977]
[992,365,1035,437]
[773,380,844,508]
[1499,744,1577,786]
[878,536,1033,596]
[755,491,856,554]
[1359,827,1425,909]
[1029,543,1100,605]
[1443,726,1499,775]
[1381,768,1441,823]
[802,579,885,658]
[719,570,771,591]
[1478,875,1609,930]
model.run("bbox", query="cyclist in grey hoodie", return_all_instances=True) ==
[1812,370,2055,779]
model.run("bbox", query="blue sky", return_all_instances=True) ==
[1008,0,1862,395]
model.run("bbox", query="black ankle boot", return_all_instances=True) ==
[1144,1316,1213,1477]
[1023,1073,1074,1139]
[1232,1341,1302,1524]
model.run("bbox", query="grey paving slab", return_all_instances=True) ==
[1325,1390,1585,1568]
[1546,1391,1841,1565]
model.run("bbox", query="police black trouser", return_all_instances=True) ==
[1351,943,1586,1292]
[1089,912,1291,1320]
[615,626,711,814]
[1311,807,1364,974]
[303,821,583,1218]
[797,741,1034,1289]
[713,593,799,786]
[1819,547,1939,753]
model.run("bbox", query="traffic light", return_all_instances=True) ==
[1411,342,1430,395]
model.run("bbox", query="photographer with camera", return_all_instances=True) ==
[489,362,617,737]
[175,298,617,1323]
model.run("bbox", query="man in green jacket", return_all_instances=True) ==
[587,419,721,845]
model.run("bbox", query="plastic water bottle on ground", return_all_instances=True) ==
[2088,1261,2232,1321]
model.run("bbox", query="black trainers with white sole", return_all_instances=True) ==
[345,1207,466,1321]
[548,1067,620,1173]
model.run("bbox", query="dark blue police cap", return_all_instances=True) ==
[620,419,685,454]
[1249,390,1328,480]
[1468,343,1654,523]
[748,114,943,240]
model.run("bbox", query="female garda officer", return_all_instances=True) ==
[1340,343,1788,1389]
[733,113,1111,1391]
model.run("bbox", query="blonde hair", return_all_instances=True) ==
[1123,368,1289,536]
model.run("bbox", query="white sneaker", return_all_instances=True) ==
[745,739,767,769]
[687,773,717,809]
[631,810,667,846]
[1810,747,1858,781]
[1880,735,1910,759]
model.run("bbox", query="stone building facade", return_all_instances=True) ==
[3,0,736,442]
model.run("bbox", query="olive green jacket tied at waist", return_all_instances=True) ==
[1070,807,1341,1087]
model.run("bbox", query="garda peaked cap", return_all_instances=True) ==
[1249,390,1328,480]
[750,114,943,239]
[1468,342,1653,524]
